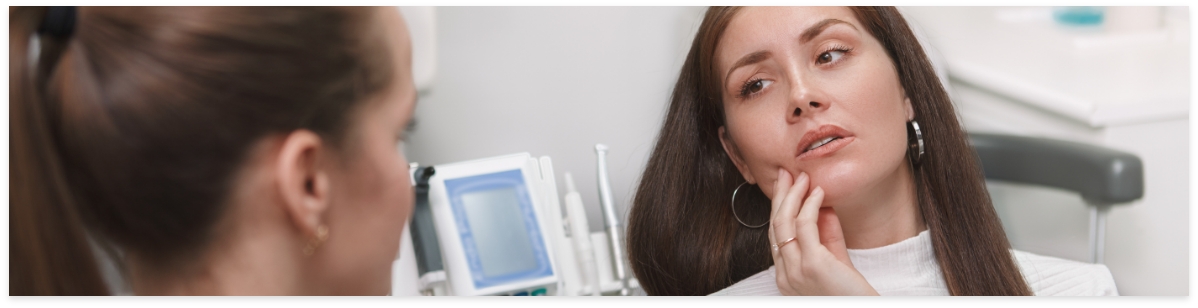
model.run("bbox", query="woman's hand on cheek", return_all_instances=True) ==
[769,168,878,296]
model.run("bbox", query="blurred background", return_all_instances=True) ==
[399,7,1190,295]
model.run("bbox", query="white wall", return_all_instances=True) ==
[405,7,705,233]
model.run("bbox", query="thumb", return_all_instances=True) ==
[817,207,853,267]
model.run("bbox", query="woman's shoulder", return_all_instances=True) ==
[1010,249,1119,296]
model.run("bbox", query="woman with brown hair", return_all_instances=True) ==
[626,6,1117,296]
[11,7,418,295]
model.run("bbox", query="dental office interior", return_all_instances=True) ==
[391,6,1190,296]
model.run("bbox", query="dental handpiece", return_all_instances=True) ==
[595,144,631,296]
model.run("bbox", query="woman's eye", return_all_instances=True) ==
[739,79,772,98]
[817,49,846,65]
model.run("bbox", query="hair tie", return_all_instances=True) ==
[39,6,77,38]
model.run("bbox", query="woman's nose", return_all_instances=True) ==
[787,77,830,122]
[792,101,826,117]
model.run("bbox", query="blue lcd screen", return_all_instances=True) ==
[444,169,553,289]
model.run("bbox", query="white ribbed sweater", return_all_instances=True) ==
[710,230,1118,296]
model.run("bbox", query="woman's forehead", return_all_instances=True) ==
[716,7,861,62]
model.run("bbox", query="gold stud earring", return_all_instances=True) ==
[303,225,330,256]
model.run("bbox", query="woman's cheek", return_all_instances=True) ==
[388,151,413,245]
[807,159,868,206]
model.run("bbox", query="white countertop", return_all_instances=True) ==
[900,6,1190,127]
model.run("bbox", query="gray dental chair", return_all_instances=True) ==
[969,133,1144,264]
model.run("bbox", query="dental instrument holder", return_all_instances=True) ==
[969,133,1143,264]
[563,173,602,296]
[411,166,448,295]
[594,144,631,296]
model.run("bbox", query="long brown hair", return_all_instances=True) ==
[10,7,393,295]
[626,6,1032,296]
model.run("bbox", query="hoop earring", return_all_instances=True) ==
[907,120,925,166]
[731,182,768,228]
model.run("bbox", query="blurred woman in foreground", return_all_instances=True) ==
[12,7,418,295]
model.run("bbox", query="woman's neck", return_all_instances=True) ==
[129,197,308,295]
[128,233,302,295]
[832,162,925,249]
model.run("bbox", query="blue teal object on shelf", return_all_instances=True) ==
[1054,7,1105,26]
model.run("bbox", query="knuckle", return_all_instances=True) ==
[787,266,804,280]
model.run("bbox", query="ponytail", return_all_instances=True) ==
[10,7,110,296]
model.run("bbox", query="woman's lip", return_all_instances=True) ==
[797,136,854,160]
[795,125,855,160]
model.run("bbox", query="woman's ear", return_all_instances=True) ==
[274,130,331,239]
[718,126,757,184]
[904,97,915,121]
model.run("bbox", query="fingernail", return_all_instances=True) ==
[799,172,808,182]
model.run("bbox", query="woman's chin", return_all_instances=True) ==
[818,189,845,208]
[804,160,879,207]
[807,178,858,209]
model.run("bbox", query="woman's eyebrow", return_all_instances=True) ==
[724,50,772,86]
[800,18,856,44]
[723,18,858,85]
